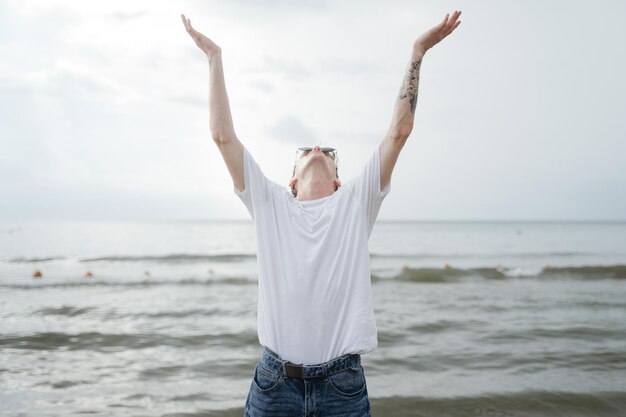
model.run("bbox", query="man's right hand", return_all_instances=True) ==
[181,14,222,58]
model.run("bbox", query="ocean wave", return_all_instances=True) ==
[0,330,258,351]
[540,265,626,280]
[79,254,257,263]
[30,305,242,319]
[373,264,626,283]
[3,265,625,289]
[6,253,257,264]
[8,251,598,265]
[7,256,67,263]
[370,250,594,259]
[0,277,256,290]
[368,391,626,417]
[173,390,626,417]
[31,306,97,317]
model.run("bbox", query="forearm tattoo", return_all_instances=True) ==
[398,59,422,114]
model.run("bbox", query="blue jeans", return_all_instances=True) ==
[244,346,372,416]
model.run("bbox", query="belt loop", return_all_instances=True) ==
[266,346,282,375]
[275,349,287,377]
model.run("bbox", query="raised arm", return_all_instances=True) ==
[181,14,245,192]
[379,10,462,191]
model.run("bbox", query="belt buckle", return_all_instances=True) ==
[285,362,304,379]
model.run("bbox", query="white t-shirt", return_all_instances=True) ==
[234,145,390,365]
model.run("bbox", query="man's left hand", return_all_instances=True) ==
[413,10,462,56]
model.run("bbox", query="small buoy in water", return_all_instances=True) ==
[84,271,93,278]
[543,264,552,270]
[443,263,450,269]
[144,271,151,277]
[208,268,214,274]
[33,270,42,278]
[401,264,409,271]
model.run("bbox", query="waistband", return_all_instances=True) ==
[260,346,361,379]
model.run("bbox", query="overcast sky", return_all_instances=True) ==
[1,0,625,221]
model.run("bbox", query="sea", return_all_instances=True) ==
[1,219,625,417]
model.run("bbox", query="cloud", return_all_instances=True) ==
[210,0,328,12]
[249,79,275,93]
[112,10,149,22]
[316,57,389,76]
[241,55,313,78]
[0,60,139,105]
[240,55,389,78]
[166,94,206,108]
[265,114,317,145]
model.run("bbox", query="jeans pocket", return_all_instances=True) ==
[252,362,282,393]
[328,364,367,397]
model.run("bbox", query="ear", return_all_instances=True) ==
[289,178,298,197]
[333,178,342,189]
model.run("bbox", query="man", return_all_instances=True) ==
[182,10,462,416]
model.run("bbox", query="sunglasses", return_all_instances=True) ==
[295,147,337,161]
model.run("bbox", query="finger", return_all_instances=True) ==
[446,11,461,28]
[449,14,462,31]
[447,11,460,23]
[444,11,461,34]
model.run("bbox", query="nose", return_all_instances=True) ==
[312,146,321,151]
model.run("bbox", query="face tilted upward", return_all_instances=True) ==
[292,146,338,179]
[289,146,340,197]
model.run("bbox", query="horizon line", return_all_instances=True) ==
[2,218,626,224]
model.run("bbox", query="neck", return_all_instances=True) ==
[293,154,339,201]
[296,172,336,201]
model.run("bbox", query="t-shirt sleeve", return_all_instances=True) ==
[233,146,273,219]
[346,145,391,235]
